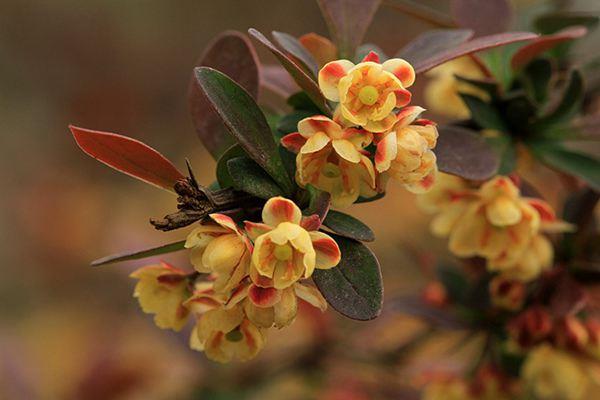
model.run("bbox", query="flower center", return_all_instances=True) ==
[274,243,293,261]
[225,328,243,342]
[358,85,379,106]
[323,163,341,178]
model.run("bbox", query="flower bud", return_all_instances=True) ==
[554,316,589,351]
[422,281,448,307]
[489,276,526,311]
[508,306,553,348]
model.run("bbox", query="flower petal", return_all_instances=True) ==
[281,132,307,153]
[309,231,341,270]
[297,115,342,139]
[262,197,302,226]
[244,221,272,241]
[361,51,380,63]
[375,131,398,172]
[294,283,327,311]
[248,284,282,308]
[332,139,361,163]
[395,106,426,128]
[382,58,416,88]
[273,287,298,328]
[300,131,331,154]
[318,60,355,101]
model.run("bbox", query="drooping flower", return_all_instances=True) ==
[424,56,489,119]
[281,116,376,207]
[189,304,266,363]
[522,344,589,400]
[130,262,191,331]
[225,281,327,329]
[245,197,341,289]
[185,213,252,293]
[374,106,439,193]
[318,52,415,132]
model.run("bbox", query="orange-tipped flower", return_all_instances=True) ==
[130,262,190,331]
[318,52,415,132]
[185,213,252,293]
[246,197,341,289]
[374,106,438,193]
[281,115,376,207]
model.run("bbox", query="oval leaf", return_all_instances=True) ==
[227,157,285,199]
[91,240,186,267]
[188,31,260,159]
[533,69,583,130]
[533,144,600,191]
[460,94,507,131]
[414,31,538,74]
[249,28,331,115]
[272,31,319,78]
[216,144,247,189]
[312,235,383,321]
[397,29,474,66]
[316,0,381,59]
[70,125,184,191]
[323,210,375,242]
[451,0,513,37]
[511,26,588,69]
[436,125,500,180]
[194,67,294,195]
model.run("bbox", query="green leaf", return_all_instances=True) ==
[535,12,599,35]
[398,29,473,66]
[533,70,583,131]
[304,185,331,220]
[356,192,386,203]
[436,125,501,180]
[437,264,469,304]
[248,29,331,115]
[188,31,260,159]
[460,94,507,131]
[486,135,517,175]
[91,240,187,267]
[521,58,553,104]
[287,92,321,113]
[503,94,536,131]
[323,210,375,242]
[227,157,286,199]
[216,144,247,189]
[194,67,294,195]
[312,235,383,321]
[532,143,600,191]
[272,31,319,78]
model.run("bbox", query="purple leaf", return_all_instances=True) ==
[451,0,513,36]
[511,26,588,69]
[397,29,474,66]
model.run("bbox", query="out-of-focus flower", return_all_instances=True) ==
[554,316,589,351]
[423,376,470,400]
[185,213,252,293]
[374,106,438,193]
[585,319,600,359]
[490,234,553,282]
[299,32,337,67]
[281,116,376,207]
[246,197,341,289]
[470,365,517,400]
[417,173,478,237]
[508,306,553,349]
[522,344,589,400]
[318,52,415,132]
[489,276,526,311]
[424,56,488,119]
[130,262,191,331]
[226,281,327,329]
[422,281,448,307]
[190,304,266,363]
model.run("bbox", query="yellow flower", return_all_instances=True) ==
[424,56,488,119]
[318,52,415,132]
[189,304,266,363]
[585,319,600,359]
[448,177,540,266]
[489,234,553,282]
[225,281,327,329]
[423,377,470,400]
[130,262,190,331]
[185,213,251,293]
[281,115,376,207]
[522,344,589,400]
[245,197,341,289]
[374,106,439,193]
[417,172,478,236]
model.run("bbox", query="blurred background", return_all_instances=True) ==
[0,1,597,399]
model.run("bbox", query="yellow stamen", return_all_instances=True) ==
[322,163,341,178]
[358,85,379,105]
[274,244,293,261]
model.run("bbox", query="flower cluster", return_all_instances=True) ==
[282,52,438,207]
[418,174,572,288]
[130,197,341,362]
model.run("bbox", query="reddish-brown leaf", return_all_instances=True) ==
[188,31,260,159]
[451,0,513,37]
[414,31,538,74]
[70,125,184,191]
[249,28,331,115]
[316,0,381,59]
[397,29,474,66]
[511,26,588,69]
